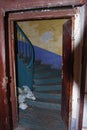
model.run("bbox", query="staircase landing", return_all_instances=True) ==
[18,106,67,130]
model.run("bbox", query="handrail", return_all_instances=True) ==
[16,23,35,68]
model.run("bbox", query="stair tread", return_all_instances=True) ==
[34,68,51,71]
[34,60,41,64]
[33,83,62,87]
[34,68,62,74]
[34,73,61,79]
[33,86,61,92]
[33,68,62,74]
[39,90,61,94]
[34,92,61,99]
[34,75,62,80]
[34,77,62,81]
[34,79,62,85]
[34,64,51,67]
[26,99,61,110]
[34,92,61,104]
[35,98,61,104]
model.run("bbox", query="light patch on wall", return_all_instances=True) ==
[82,95,87,127]
[40,31,54,43]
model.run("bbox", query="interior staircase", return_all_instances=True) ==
[18,59,67,130]
[16,23,66,130]
[27,60,62,111]
[16,23,62,111]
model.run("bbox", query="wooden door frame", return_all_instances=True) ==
[62,19,73,130]
[7,8,74,130]
[6,7,85,130]
[0,10,11,130]
[78,5,87,130]
[8,19,18,129]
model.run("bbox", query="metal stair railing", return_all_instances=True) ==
[16,23,35,68]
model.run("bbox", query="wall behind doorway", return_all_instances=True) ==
[18,19,66,68]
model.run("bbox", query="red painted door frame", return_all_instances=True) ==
[0,0,87,130]
[8,20,18,129]
[0,0,86,11]
[78,4,87,130]
[0,10,10,130]
[8,9,74,130]
[62,19,73,129]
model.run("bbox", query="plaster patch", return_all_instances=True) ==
[40,31,54,44]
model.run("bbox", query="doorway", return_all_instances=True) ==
[7,10,73,130]
[14,19,66,130]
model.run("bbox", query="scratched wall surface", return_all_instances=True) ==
[18,19,66,56]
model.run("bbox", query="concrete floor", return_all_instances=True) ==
[18,106,67,130]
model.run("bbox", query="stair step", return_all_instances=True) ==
[33,84,62,91]
[36,98,61,104]
[34,63,51,67]
[26,99,61,110]
[34,77,62,85]
[33,60,62,111]
[34,72,61,78]
[34,60,41,65]
[34,92,61,99]
[35,68,62,72]
[34,64,51,71]
[34,92,61,103]
[34,75,62,79]
[34,68,62,75]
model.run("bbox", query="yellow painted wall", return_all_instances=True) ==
[18,19,66,56]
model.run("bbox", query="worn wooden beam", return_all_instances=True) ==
[0,0,86,12]
[8,9,75,21]
[0,10,10,130]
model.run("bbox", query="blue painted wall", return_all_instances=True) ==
[17,40,62,70]
[34,45,62,69]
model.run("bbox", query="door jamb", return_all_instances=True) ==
[8,19,18,128]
